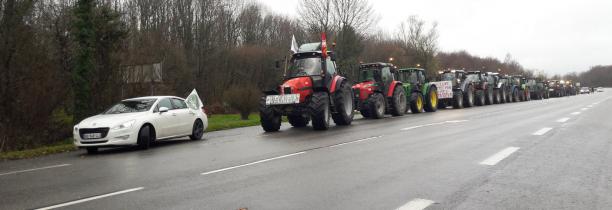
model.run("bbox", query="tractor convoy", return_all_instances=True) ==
[259,36,589,132]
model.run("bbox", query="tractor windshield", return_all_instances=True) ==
[358,68,380,82]
[288,57,322,77]
[440,73,455,81]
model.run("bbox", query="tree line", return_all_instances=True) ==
[0,0,609,152]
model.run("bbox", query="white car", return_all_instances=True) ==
[73,90,208,154]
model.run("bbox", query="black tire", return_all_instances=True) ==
[390,86,407,116]
[189,119,204,140]
[453,90,464,109]
[485,88,494,105]
[367,92,386,119]
[259,96,281,132]
[309,92,331,130]
[86,147,98,154]
[505,88,512,103]
[494,89,502,104]
[513,88,520,102]
[409,92,424,114]
[464,85,475,107]
[359,107,371,118]
[331,81,355,125]
[475,90,485,106]
[424,86,438,112]
[137,125,154,150]
[288,115,309,127]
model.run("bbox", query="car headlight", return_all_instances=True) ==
[112,120,136,130]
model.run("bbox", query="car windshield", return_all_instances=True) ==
[104,99,157,114]
[288,57,322,77]
[359,68,380,82]
[440,73,455,81]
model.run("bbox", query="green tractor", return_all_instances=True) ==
[396,68,439,113]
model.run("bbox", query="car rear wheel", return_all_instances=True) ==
[189,119,204,140]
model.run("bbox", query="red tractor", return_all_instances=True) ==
[352,63,407,119]
[259,42,354,131]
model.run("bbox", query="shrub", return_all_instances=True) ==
[223,84,260,120]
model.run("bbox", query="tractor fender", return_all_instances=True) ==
[422,83,437,95]
[329,75,345,93]
[386,81,402,97]
[460,81,471,92]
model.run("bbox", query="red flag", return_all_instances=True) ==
[321,32,328,59]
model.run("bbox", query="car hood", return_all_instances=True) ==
[78,112,148,128]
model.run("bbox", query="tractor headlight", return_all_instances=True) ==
[112,120,136,130]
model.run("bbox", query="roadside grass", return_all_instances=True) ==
[0,113,269,160]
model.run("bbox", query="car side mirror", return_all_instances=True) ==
[159,107,169,113]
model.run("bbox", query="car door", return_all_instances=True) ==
[155,98,176,138]
[171,98,195,135]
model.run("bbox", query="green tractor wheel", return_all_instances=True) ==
[410,92,424,114]
[424,86,438,112]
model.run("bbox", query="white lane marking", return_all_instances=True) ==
[533,127,553,136]
[571,112,581,115]
[329,136,383,148]
[0,164,71,176]
[581,108,589,111]
[587,105,594,108]
[480,147,520,166]
[556,118,570,123]
[396,198,435,210]
[401,120,468,131]
[36,187,144,210]
[201,152,306,175]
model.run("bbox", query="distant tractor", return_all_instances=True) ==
[485,72,509,104]
[537,80,550,99]
[436,69,474,109]
[396,68,439,113]
[549,80,566,97]
[352,63,407,119]
[527,78,546,100]
[466,71,494,106]
[259,42,354,131]
[508,76,522,102]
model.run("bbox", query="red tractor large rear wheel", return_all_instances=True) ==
[331,81,354,125]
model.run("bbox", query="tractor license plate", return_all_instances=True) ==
[266,94,300,105]
[83,133,102,139]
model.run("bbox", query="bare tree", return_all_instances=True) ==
[396,15,439,76]
[297,0,334,36]
[331,0,376,33]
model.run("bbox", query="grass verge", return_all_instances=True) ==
[1,113,269,160]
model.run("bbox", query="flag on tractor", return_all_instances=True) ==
[290,35,299,53]
[321,32,328,59]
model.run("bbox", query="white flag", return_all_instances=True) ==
[290,35,299,53]
[186,89,204,111]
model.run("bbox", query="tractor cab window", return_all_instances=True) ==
[409,71,419,84]
[358,68,380,82]
[466,74,480,82]
[417,71,425,83]
[288,57,322,77]
[381,67,392,83]
[325,57,336,75]
[440,72,455,81]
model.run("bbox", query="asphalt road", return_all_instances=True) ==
[1,90,612,210]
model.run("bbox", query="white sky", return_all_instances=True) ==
[259,0,612,75]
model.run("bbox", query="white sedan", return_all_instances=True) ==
[73,90,208,154]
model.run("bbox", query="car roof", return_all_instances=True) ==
[124,96,184,101]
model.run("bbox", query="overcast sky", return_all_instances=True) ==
[258,0,612,75]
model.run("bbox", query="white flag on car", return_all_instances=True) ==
[186,89,203,111]
[290,35,299,53]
